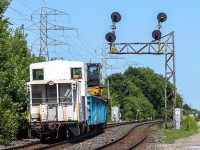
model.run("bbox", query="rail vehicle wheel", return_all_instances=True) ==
[90,125,96,131]
[102,123,106,129]
[82,124,88,134]
[40,134,47,143]
[57,128,68,140]
[66,129,69,139]
[50,133,57,141]
[79,124,87,135]
[99,123,106,130]
[94,125,98,131]
[79,125,83,135]
[67,129,75,139]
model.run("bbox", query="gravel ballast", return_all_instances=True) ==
[0,139,39,150]
[64,123,139,150]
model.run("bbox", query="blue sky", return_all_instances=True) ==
[4,0,200,110]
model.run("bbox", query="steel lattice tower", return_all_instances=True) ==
[29,0,77,60]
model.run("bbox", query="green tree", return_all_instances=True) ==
[124,67,183,118]
[105,66,183,121]
[0,0,11,16]
[107,73,131,110]
[183,104,196,116]
[105,72,154,120]
[183,104,192,110]
[123,96,153,120]
[124,67,165,117]
[0,0,44,144]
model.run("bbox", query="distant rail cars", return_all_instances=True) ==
[27,60,107,142]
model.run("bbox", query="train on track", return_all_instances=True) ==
[27,60,107,142]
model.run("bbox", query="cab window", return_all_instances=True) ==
[71,68,82,79]
[33,69,44,80]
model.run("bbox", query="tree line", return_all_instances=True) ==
[104,67,184,121]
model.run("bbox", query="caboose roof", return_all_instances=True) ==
[30,60,85,69]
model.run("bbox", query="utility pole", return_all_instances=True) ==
[107,79,110,105]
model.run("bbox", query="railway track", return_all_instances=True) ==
[3,121,127,150]
[106,121,137,128]
[3,121,154,150]
[3,130,102,150]
[95,121,157,150]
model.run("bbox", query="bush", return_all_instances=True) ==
[0,97,19,145]
[161,117,199,144]
[181,117,198,131]
[0,109,18,145]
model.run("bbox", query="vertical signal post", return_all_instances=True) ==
[152,13,167,50]
[105,12,121,53]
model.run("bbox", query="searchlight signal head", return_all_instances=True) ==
[111,12,121,23]
[105,32,116,42]
[157,12,167,23]
[152,30,161,40]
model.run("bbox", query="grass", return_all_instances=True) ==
[158,117,199,144]
[162,128,198,143]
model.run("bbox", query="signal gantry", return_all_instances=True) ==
[105,12,177,129]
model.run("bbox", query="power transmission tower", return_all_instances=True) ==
[28,0,77,60]
[123,60,143,70]
[101,43,109,82]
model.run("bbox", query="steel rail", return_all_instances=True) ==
[34,130,104,150]
[128,123,156,150]
[94,121,157,150]
[3,141,41,150]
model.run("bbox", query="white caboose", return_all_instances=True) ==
[27,60,89,140]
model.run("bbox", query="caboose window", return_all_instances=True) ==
[33,69,44,80]
[71,68,82,79]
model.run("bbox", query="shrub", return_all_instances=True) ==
[181,117,198,131]
[0,109,18,145]
[0,97,19,145]
[161,118,198,144]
